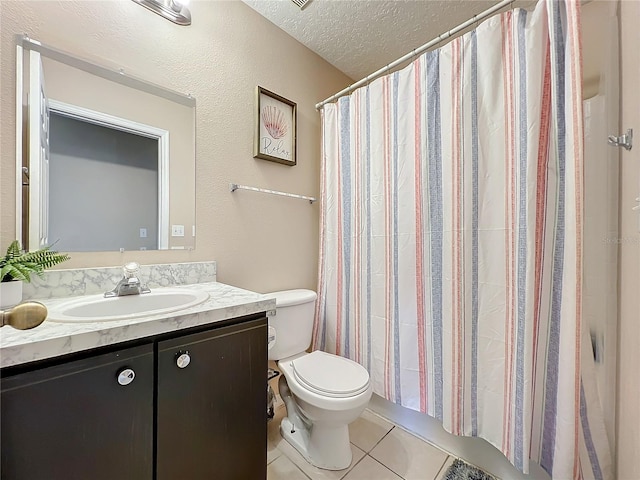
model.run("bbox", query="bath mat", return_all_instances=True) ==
[442,459,495,480]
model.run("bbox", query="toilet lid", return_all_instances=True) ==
[291,351,370,398]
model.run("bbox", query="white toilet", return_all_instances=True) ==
[266,289,372,470]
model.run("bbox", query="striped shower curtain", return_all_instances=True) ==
[313,0,611,478]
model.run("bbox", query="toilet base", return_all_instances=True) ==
[280,416,353,471]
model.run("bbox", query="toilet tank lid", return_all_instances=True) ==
[263,289,317,307]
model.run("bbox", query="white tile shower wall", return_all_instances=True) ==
[22,261,217,300]
[583,95,618,451]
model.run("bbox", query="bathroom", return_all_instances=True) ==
[0,0,638,478]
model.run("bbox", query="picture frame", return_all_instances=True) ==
[254,86,297,166]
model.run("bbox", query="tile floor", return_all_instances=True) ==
[267,399,458,480]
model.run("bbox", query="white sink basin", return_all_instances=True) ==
[47,288,210,323]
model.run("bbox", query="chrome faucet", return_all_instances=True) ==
[104,262,151,298]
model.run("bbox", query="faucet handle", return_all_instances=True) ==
[123,262,140,278]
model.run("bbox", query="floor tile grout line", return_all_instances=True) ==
[267,451,311,480]
[366,425,452,480]
[338,446,369,480]
[379,416,458,463]
[271,426,366,480]
[431,455,451,480]
[365,454,404,479]
[275,444,365,480]
[270,409,494,480]
[266,452,281,467]
[293,457,313,480]
[365,425,396,454]
[368,452,407,480]
[362,424,408,480]
[365,413,495,479]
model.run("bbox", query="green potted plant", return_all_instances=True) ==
[0,240,70,308]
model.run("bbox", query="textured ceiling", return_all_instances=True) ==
[241,0,533,81]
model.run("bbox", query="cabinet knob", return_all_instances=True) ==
[117,368,135,386]
[176,352,191,369]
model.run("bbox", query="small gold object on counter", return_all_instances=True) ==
[1,301,48,330]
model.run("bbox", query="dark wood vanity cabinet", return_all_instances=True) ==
[0,314,267,480]
[157,317,267,480]
[0,343,154,480]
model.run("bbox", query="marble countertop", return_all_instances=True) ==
[0,282,276,368]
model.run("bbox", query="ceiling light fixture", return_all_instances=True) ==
[131,0,191,26]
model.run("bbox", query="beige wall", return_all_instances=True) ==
[617,0,640,477]
[0,0,352,292]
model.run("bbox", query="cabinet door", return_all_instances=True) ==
[157,317,267,480]
[1,343,153,480]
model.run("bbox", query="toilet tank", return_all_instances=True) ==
[264,289,317,361]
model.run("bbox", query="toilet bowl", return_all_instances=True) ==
[265,290,372,470]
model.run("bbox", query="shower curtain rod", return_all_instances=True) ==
[315,0,514,110]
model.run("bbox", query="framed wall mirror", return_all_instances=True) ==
[15,35,196,252]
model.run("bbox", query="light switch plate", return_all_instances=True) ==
[171,225,185,237]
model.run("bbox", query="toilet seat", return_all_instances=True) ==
[291,351,370,398]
